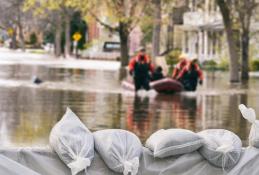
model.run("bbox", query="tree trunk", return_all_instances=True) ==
[167,12,174,51]
[17,23,25,51]
[55,16,62,57]
[11,29,17,50]
[64,14,71,58]
[238,1,254,81]
[152,0,161,61]
[17,7,25,51]
[119,22,130,67]
[216,0,240,82]
[241,29,250,80]
[225,25,240,83]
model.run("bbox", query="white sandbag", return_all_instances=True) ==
[94,129,142,175]
[198,129,242,169]
[239,104,259,147]
[49,107,94,175]
[145,129,203,158]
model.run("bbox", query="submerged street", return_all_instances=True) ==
[0,52,257,147]
[1,0,259,174]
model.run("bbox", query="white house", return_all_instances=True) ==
[173,0,259,62]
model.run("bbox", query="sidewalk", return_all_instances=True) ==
[0,48,121,71]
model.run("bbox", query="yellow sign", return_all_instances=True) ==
[7,28,14,36]
[73,32,82,41]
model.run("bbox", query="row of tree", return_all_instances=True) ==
[0,0,29,51]
[0,0,258,81]
[216,0,259,81]
[21,0,157,63]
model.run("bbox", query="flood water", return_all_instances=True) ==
[0,62,258,147]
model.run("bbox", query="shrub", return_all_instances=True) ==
[30,33,37,45]
[202,60,217,70]
[165,50,181,67]
[250,59,259,71]
[218,58,229,71]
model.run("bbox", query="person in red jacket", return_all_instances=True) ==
[176,58,203,91]
[172,54,188,79]
[128,48,154,92]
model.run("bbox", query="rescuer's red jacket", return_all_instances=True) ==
[176,62,204,81]
[172,59,188,79]
[128,54,154,74]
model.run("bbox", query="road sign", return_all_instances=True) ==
[73,32,82,42]
[7,28,14,36]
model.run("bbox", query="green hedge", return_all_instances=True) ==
[200,58,259,71]
[166,56,259,72]
[201,59,229,71]
[217,58,229,71]
[165,50,181,76]
[250,59,259,71]
[202,60,217,70]
[165,50,182,67]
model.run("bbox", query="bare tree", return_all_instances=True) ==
[216,0,240,82]
[237,0,259,80]
[216,0,259,82]
[55,14,62,57]
[24,0,78,58]
[0,0,27,51]
[152,0,162,60]
[62,7,75,58]
[85,0,151,66]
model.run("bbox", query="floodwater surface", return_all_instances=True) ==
[0,62,258,147]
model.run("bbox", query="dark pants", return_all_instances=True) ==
[180,71,199,91]
[181,79,198,91]
[134,77,150,91]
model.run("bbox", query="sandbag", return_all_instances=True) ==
[198,129,242,169]
[239,104,259,148]
[49,108,94,175]
[145,129,203,158]
[94,129,142,175]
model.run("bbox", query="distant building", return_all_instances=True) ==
[87,18,100,42]
[86,16,119,45]
[85,16,143,56]
[168,0,224,62]
[170,0,259,62]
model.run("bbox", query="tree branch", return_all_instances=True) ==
[89,10,119,32]
[250,2,259,10]
[129,0,139,17]
[129,0,151,32]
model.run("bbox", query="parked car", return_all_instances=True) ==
[103,41,120,52]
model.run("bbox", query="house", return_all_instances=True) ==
[168,0,224,62]
[170,0,259,62]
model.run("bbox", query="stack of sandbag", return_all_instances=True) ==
[48,105,252,175]
[49,108,143,175]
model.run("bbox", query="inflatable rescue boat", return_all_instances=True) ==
[122,78,183,93]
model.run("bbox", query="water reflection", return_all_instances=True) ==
[126,94,203,141]
[126,96,152,141]
[0,64,256,147]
